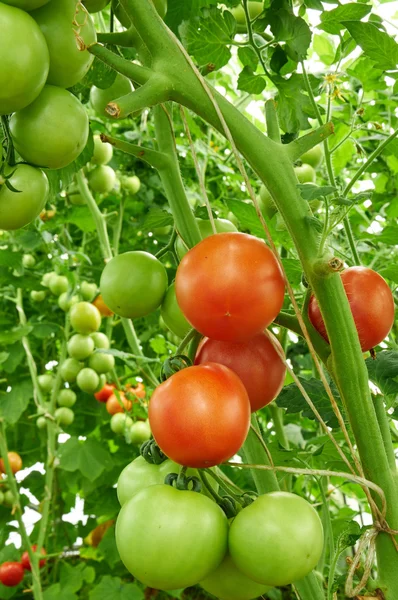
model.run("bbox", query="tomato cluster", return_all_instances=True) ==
[0,545,46,588]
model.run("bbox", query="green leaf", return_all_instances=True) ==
[335,522,362,553]
[313,34,336,66]
[0,380,33,424]
[0,325,32,346]
[58,437,113,482]
[43,584,78,600]
[142,207,173,232]
[281,258,302,287]
[237,66,266,94]
[67,207,96,233]
[366,351,398,399]
[89,576,144,600]
[319,4,372,35]
[59,563,84,594]
[0,343,24,374]
[12,231,43,252]
[342,21,398,70]
[226,199,266,239]
[237,46,258,70]
[31,322,61,340]
[97,526,120,568]
[0,250,22,269]
[378,265,398,285]
[276,378,342,428]
[166,0,218,35]
[297,184,337,201]
[150,335,168,355]
[267,9,312,61]
[181,7,235,70]
[275,74,319,134]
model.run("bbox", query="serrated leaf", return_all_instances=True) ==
[270,45,288,73]
[43,584,78,600]
[342,21,398,71]
[237,46,258,70]
[281,258,302,287]
[336,522,362,553]
[268,9,311,61]
[0,380,33,425]
[226,199,266,239]
[304,215,323,233]
[366,351,398,399]
[89,576,144,600]
[276,378,342,428]
[31,322,61,340]
[0,325,33,346]
[319,4,371,35]
[67,207,96,233]
[297,184,337,201]
[167,0,218,35]
[59,563,84,594]
[150,335,168,355]
[237,66,266,94]
[275,74,320,134]
[58,437,113,482]
[142,207,173,232]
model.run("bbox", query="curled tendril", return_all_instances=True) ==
[219,495,239,518]
[140,439,167,465]
[165,472,202,493]
[160,355,192,381]
[239,492,258,507]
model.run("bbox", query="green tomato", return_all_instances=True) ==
[0,3,49,115]
[84,0,110,12]
[153,225,171,237]
[100,251,168,319]
[96,374,107,392]
[3,0,52,8]
[58,292,79,312]
[116,484,228,590]
[294,163,316,184]
[200,554,271,600]
[160,283,190,339]
[49,275,68,297]
[80,281,98,301]
[55,407,75,426]
[36,416,47,429]
[121,175,141,195]
[58,389,77,408]
[88,165,117,194]
[41,271,57,287]
[231,2,263,32]
[0,164,49,230]
[77,367,100,394]
[67,334,95,361]
[90,73,133,118]
[129,420,151,445]
[229,492,324,587]
[91,135,113,165]
[32,0,96,89]
[113,0,167,28]
[60,358,84,383]
[88,351,115,374]
[111,413,133,435]
[22,254,36,268]
[38,373,54,394]
[3,490,15,506]
[175,217,237,259]
[259,185,277,219]
[30,290,46,303]
[10,85,89,170]
[70,302,101,334]
[91,331,110,349]
[69,190,85,206]
[301,145,323,169]
[117,456,179,506]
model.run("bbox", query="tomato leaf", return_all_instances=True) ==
[58,437,113,482]
[267,9,312,61]
[342,21,398,71]
[319,4,372,35]
[88,576,144,600]
[365,351,398,400]
[297,184,337,201]
[0,380,33,425]
[43,584,78,600]
[276,378,342,428]
[142,207,173,232]
[237,66,266,94]
[237,46,259,70]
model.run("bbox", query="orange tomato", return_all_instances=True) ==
[0,452,23,474]
[126,381,146,400]
[92,294,113,317]
[106,392,132,415]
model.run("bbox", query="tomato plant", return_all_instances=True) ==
[67,334,95,361]
[21,546,46,571]
[90,73,133,118]
[0,164,49,230]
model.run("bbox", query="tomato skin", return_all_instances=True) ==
[129,420,151,445]
[3,0,51,8]
[57,389,77,408]
[84,0,110,12]
[200,554,271,600]
[32,0,96,89]
[94,383,114,402]
[67,334,95,361]
[70,302,101,334]
[55,407,75,426]
[58,293,79,312]
[160,283,191,339]
[110,413,133,434]
[31,290,46,303]
[88,166,117,194]
[60,358,83,383]
[49,275,68,297]
[92,295,113,317]
[38,373,54,393]
[121,175,141,195]
[116,484,228,590]
[232,1,263,28]
[0,562,24,587]
[0,452,23,474]
[176,233,285,342]
[229,492,324,587]
[106,392,132,415]
[91,332,110,349]
[88,351,115,374]
[0,165,49,231]
[0,4,49,115]
[295,163,316,183]
[126,382,146,399]
[195,331,286,412]
[80,281,97,302]
[77,368,100,394]
[301,145,323,168]
[117,456,178,506]
[100,251,168,319]
[10,86,89,170]
[90,74,133,118]
[175,217,237,260]
[91,135,113,165]
[149,363,251,468]
[309,267,395,352]
[21,545,46,571]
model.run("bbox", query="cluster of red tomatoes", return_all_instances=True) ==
[0,545,46,588]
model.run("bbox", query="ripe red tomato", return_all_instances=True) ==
[106,391,132,415]
[175,233,285,341]
[0,562,24,587]
[0,452,22,474]
[21,545,46,571]
[195,331,286,412]
[149,363,251,467]
[94,383,114,403]
[308,267,395,352]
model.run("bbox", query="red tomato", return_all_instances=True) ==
[106,392,132,415]
[0,451,22,474]
[308,267,395,352]
[195,331,286,412]
[21,545,46,571]
[148,363,251,468]
[126,382,146,400]
[175,233,285,341]
[0,562,24,587]
[94,383,114,403]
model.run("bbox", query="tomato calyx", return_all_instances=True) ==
[140,439,167,465]
[160,354,192,381]
[164,468,202,493]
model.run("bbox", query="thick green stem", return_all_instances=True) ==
[294,571,325,600]
[265,99,281,143]
[241,415,279,494]
[76,172,112,261]
[373,395,396,473]
[101,134,169,169]
[269,404,289,450]
[97,28,137,46]
[88,43,152,85]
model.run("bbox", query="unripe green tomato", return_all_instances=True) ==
[129,420,151,445]
[77,367,100,394]
[22,254,36,268]
[310,199,322,212]
[80,281,98,302]
[111,413,133,435]
[301,145,323,169]
[36,416,47,430]
[0,491,4,505]
[295,164,316,184]
[68,334,95,361]
[70,302,101,334]
[90,73,133,119]
[58,292,79,312]
[49,275,68,297]
[84,0,110,13]
[175,217,237,259]
[60,358,84,383]
[152,225,172,237]
[31,290,46,303]
[38,373,54,394]
[96,374,107,392]
[91,331,110,349]
[122,175,141,195]
[259,185,277,219]
[58,389,77,408]
[69,191,85,205]
[88,165,117,194]
[88,351,115,374]
[55,407,74,426]
[41,271,57,287]
[160,283,191,339]
[92,135,113,165]
[232,2,263,31]
[3,490,15,506]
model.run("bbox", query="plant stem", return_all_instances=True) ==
[372,395,396,472]
[241,414,279,494]
[76,171,112,261]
